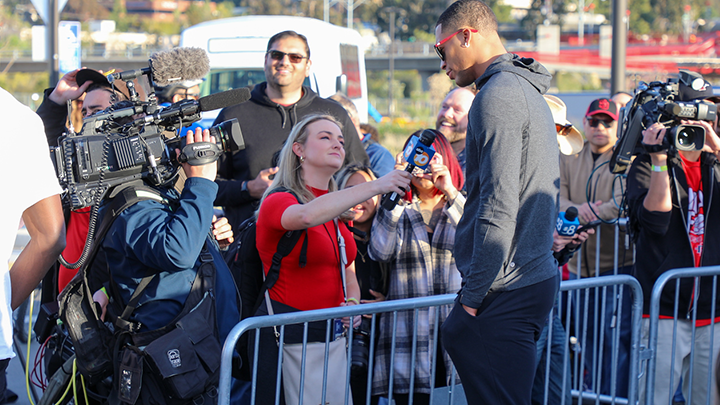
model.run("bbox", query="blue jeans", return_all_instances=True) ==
[570,267,632,398]
[533,305,572,405]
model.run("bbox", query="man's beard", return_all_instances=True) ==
[436,120,466,144]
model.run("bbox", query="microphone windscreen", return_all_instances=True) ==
[565,206,579,222]
[198,88,251,112]
[150,47,210,87]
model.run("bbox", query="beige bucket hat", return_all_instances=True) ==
[544,95,584,156]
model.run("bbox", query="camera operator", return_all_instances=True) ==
[92,127,240,402]
[627,78,720,405]
[37,69,233,296]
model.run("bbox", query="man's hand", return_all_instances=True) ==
[48,69,92,105]
[179,128,217,181]
[578,201,602,224]
[553,227,596,252]
[641,122,669,164]
[361,289,387,319]
[247,167,278,199]
[462,304,478,317]
[691,119,720,156]
[212,215,234,249]
[92,289,109,321]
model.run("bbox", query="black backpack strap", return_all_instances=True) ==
[114,274,155,332]
[72,185,165,319]
[251,187,307,312]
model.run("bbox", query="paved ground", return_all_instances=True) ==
[7,315,43,405]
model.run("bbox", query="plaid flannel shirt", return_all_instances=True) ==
[368,194,465,395]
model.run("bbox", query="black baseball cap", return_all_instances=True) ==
[586,98,618,120]
[76,68,131,100]
[678,77,716,102]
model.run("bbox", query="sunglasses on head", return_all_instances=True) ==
[587,117,614,128]
[556,123,573,135]
[266,50,308,64]
[434,28,479,62]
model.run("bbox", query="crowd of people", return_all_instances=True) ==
[4,1,720,404]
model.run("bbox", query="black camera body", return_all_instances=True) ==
[50,77,245,211]
[610,73,717,174]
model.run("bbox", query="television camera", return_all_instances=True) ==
[609,70,717,174]
[50,48,250,211]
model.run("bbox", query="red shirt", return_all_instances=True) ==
[256,188,357,311]
[680,153,705,268]
[58,208,91,293]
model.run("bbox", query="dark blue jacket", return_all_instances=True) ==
[100,177,240,342]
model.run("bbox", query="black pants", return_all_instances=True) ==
[442,275,559,405]
[0,358,8,403]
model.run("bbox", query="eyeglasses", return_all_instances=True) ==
[556,123,573,135]
[266,50,308,64]
[587,117,614,128]
[435,28,478,61]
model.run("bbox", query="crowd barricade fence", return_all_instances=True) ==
[642,265,720,405]
[217,274,643,405]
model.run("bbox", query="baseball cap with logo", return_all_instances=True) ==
[586,98,618,121]
[678,73,716,102]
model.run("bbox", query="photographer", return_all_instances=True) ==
[94,127,240,402]
[627,78,720,405]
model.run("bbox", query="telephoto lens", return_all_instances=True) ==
[351,324,371,374]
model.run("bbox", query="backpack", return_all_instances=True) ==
[55,184,228,405]
[225,188,307,378]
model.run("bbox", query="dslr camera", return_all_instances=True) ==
[610,70,717,174]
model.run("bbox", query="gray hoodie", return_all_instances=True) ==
[454,53,560,309]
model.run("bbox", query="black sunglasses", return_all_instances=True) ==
[266,50,308,63]
[587,117,614,128]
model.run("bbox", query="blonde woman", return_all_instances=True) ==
[251,114,411,405]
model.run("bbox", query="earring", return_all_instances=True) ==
[462,42,468,48]
[299,156,305,163]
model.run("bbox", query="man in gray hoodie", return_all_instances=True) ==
[435,1,560,403]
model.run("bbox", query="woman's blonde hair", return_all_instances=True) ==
[260,114,344,207]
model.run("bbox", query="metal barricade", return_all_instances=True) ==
[218,274,643,405]
[543,275,643,405]
[642,265,720,405]
[219,294,460,405]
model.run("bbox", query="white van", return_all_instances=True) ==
[180,15,369,126]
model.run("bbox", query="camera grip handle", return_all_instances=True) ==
[178,142,222,166]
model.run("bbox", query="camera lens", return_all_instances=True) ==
[672,125,705,152]
[208,118,244,152]
[677,130,692,146]
[351,330,370,373]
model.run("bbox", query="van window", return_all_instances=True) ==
[202,68,311,95]
[339,44,361,99]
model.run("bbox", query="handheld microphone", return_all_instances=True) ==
[380,129,436,210]
[556,206,580,236]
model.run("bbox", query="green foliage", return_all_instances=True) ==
[413,29,435,44]
[0,72,49,94]
[555,71,602,92]
[141,19,181,36]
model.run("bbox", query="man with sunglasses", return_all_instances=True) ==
[559,97,634,398]
[434,1,560,404]
[212,30,369,231]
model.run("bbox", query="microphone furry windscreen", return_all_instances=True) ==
[150,47,210,87]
